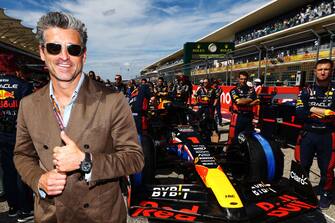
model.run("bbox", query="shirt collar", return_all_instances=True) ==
[49,73,85,102]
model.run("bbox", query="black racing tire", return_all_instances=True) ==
[268,139,284,181]
[226,133,284,183]
[247,137,267,182]
[246,134,284,183]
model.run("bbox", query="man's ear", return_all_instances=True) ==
[39,45,46,61]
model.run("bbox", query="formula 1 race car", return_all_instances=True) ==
[126,101,325,223]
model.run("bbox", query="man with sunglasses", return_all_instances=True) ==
[13,12,144,223]
[113,74,127,94]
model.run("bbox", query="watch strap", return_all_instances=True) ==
[85,152,91,162]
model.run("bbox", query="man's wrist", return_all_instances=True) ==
[37,174,44,189]
[77,151,85,170]
[38,187,47,198]
[37,174,47,198]
[79,152,92,173]
[79,151,85,163]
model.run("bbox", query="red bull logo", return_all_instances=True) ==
[0,90,15,100]
[256,194,316,218]
[131,200,199,221]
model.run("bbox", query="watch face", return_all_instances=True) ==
[208,43,217,53]
[81,161,92,173]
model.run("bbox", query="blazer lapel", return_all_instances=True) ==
[65,77,103,143]
[36,83,63,140]
[34,83,63,169]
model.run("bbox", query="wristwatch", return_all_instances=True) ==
[80,152,92,173]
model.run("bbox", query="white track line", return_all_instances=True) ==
[317,209,335,223]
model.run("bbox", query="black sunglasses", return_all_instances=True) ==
[43,43,85,56]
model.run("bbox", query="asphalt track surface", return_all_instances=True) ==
[0,124,334,223]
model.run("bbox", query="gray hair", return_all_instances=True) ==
[36,12,87,47]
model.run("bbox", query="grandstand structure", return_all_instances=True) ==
[141,0,335,86]
[0,8,45,80]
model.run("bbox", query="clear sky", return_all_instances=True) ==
[1,0,269,80]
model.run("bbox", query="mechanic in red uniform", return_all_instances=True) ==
[295,58,335,209]
[227,71,259,146]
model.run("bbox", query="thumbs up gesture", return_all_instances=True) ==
[53,131,85,172]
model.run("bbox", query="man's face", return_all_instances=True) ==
[88,72,94,77]
[315,63,333,82]
[203,79,209,88]
[239,74,248,86]
[158,79,163,86]
[115,76,121,84]
[39,27,86,83]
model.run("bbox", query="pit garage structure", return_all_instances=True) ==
[0,8,46,80]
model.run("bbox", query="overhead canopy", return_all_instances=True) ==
[0,8,39,58]
[142,0,315,72]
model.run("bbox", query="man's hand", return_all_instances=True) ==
[310,107,335,118]
[53,131,85,172]
[38,169,67,196]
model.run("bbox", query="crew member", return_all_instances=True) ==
[228,71,258,145]
[126,79,136,100]
[254,78,262,94]
[295,58,335,209]
[129,81,151,136]
[154,77,169,106]
[0,72,34,221]
[194,78,216,141]
[212,80,223,126]
[172,75,190,105]
[253,78,263,119]
[113,74,126,94]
